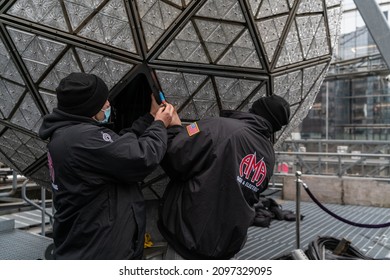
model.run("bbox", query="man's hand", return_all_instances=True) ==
[150,93,160,117]
[169,108,182,127]
[155,103,174,128]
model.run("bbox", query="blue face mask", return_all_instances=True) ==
[98,107,111,124]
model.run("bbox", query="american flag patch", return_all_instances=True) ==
[186,122,200,136]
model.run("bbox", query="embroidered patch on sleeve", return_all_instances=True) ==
[186,122,200,136]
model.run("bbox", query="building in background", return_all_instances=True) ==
[300,0,390,140]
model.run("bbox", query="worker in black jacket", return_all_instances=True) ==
[159,95,290,260]
[39,72,175,259]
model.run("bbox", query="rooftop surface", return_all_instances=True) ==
[237,200,390,260]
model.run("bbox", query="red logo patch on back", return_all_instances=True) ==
[186,122,200,136]
[237,152,267,192]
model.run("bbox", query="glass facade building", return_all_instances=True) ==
[301,0,390,140]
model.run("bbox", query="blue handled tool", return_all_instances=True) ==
[159,91,166,104]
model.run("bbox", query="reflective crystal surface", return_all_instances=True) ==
[0,0,342,186]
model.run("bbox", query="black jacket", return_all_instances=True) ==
[39,109,167,259]
[159,111,275,259]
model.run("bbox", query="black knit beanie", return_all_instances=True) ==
[250,95,290,132]
[56,72,109,117]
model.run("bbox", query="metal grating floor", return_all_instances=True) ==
[0,229,52,259]
[0,219,52,260]
[237,200,390,260]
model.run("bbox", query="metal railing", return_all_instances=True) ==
[275,139,390,180]
[0,168,53,236]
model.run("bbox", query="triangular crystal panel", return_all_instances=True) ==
[135,0,182,49]
[10,93,43,133]
[216,77,261,110]
[155,70,195,108]
[192,79,219,118]
[258,0,289,19]
[273,70,303,104]
[196,0,245,22]
[296,15,323,58]
[0,38,25,84]
[40,49,81,91]
[327,7,343,49]
[78,0,137,53]
[297,0,323,14]
[276,22,303,67]
[158,21,208,63]
[76,48,134,89]
[64,1,95,31]
[7,27,66,82]
[7,0,69,31]
[0,80,25,119]
[257,15,288,63]
[240,83,267,112]
[219,30,262,68]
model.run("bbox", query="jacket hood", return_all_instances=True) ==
[220,110,273,137]
[39,108,97,140]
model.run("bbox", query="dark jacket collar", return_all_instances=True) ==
[39,108,97,140]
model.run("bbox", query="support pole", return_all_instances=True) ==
[295,171,302,249]
[354,0,390,70]
[41,186,46,237]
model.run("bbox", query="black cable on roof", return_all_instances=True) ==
[302,182,390,229]
[305,236,374,260]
